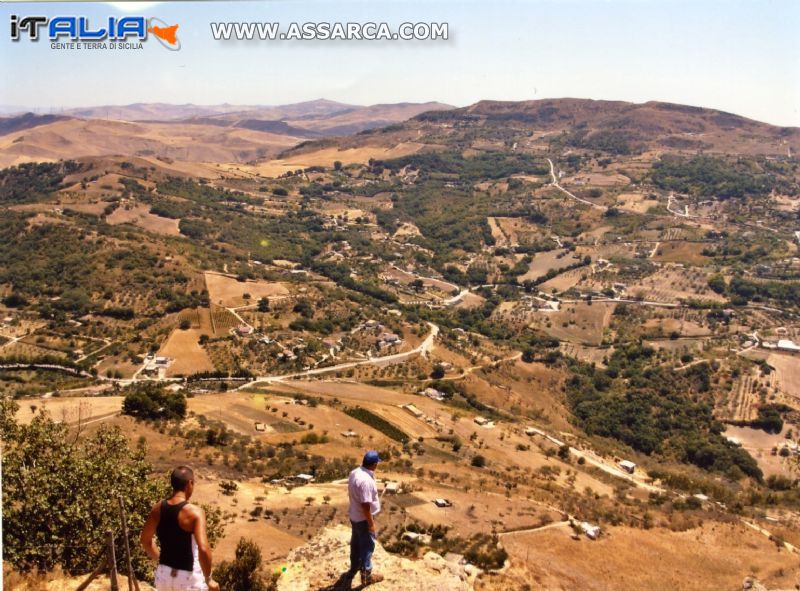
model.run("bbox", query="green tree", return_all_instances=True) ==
[1,399,163,578]
[122,383,187,421]
[708,274,727,295]
[214,538,275,591]
[257,297,270,313]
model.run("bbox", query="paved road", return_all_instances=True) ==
[547,158,607,211]
[666,192,692,218]
[236,322,440,389]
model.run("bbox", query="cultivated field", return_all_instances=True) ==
[651,241,711,266]
[205,272,290,307]
[495,522,800,591]
[615,192,658,214]
[15,395,123,425]
[530,302,615,346]
[520,249,582,282]
[158,328,214,376]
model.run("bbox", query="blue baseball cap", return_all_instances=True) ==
[363,450,381,465]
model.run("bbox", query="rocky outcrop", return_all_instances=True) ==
[276,525,475,591]
[742,577,795,591]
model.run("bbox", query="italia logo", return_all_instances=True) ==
[10,15,181,50]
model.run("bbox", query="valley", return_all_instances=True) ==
[3,97,800,591]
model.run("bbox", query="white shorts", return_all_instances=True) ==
[154,564,208,591]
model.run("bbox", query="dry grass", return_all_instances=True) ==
[242,142,428,178]
[652,242,711,266]
[489,522,800,591]
[15,396,123,425]
[205,273,290,308]
[158,328,214,376]
[0,118,299,168]
[520,249,582,282]
[616,192,658,214]
[106,203,181,237]
[529,302,614,346]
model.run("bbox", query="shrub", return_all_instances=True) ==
[214,538,276,591]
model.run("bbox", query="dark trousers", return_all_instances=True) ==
[349,519,375,575]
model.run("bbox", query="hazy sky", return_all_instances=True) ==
[1,0,798,126]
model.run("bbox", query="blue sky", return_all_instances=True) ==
[1,0,798,126]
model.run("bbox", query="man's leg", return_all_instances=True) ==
[361,529,376,574]
[360,529,383,584]
[348,520,364,576]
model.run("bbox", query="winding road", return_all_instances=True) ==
[235,322,440,389]
[547,158,607,211]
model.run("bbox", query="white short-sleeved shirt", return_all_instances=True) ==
[348,466,381,523]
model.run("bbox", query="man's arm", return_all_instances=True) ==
[140,502,161,562]
[362,502,376,534]
[191,505,219,591]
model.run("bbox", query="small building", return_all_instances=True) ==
[254,422,266,432]
[725,436,742,447]
[384,482,400,495]
[402,403,424,418]
[155,356,170,366]
[402,531,431,544]
[474,417,489,426]
[433,498,452,508]
[422,387,446,401]
[525,427,545,437]
[581,522,600,540]
[294,474,315,484]
[341,430,357,438]
[237,325,254,336]
[777,339,800,353]
[619,460,636,474]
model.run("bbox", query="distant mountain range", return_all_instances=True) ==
[0,100,453,167]
[1,98,796,169]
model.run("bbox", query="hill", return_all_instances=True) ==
[0,116,303,167]
[277,97,799,163]
[0,100,453,166]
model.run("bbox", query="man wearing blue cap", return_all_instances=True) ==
[342,450,384,587]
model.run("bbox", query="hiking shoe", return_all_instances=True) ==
[361,571,384,585]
